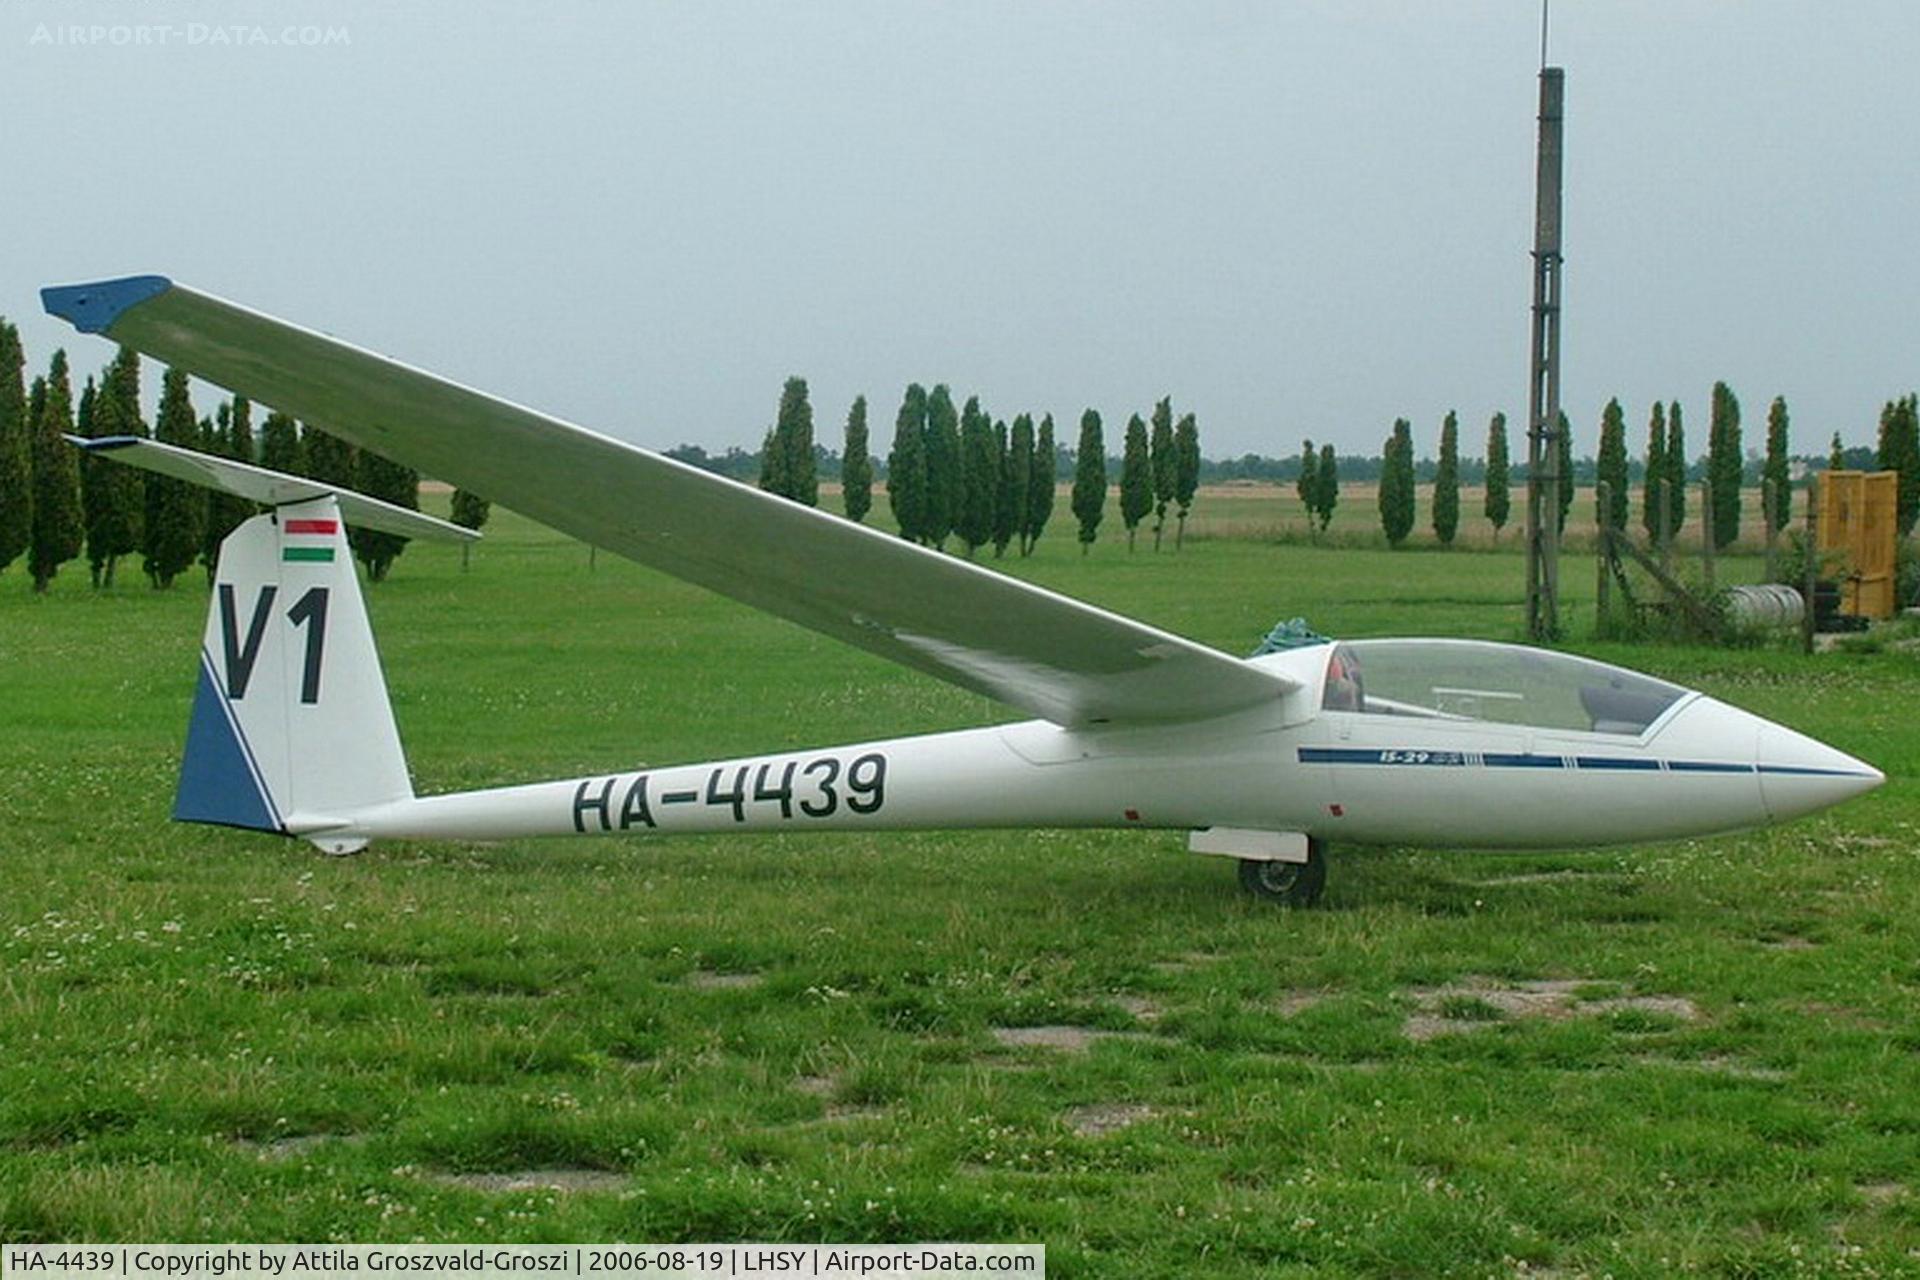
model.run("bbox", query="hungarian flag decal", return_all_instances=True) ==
[283,517,339,562]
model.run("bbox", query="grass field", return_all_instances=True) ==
[3,497,1917,1276]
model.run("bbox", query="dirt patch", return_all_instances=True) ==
[1640,1055,1788,1082]
[423,1169,628,1195]
[1760,935,1819,952]
[1112,995,1162,1024]
[1476,869,1612,887]
[239,1133,365,1161]
[683,970,763,991]
[1402,978,1700,1041]
[793,1074,837,1097]
[1151,952,1226,975]
[1858,1182,1905,1205]
[1064,1104,1156,1137]
[1267,991,1326,1017]
[991,1025,1139,1053]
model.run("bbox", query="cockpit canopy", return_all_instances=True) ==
[1321,639,1689,736]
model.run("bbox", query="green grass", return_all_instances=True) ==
[3,508,1917,1276]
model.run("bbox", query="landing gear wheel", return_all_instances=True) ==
[1237,839,1326,907]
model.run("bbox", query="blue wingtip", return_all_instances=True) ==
[41,275,172,334]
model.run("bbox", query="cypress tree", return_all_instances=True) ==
[886,383,928,542]
[203,397,256,578]
[774,376,816,507]
[756,424,788,497]
[1119,413,1152,551]
[1028,414,1056,553]
[144,367,205,587]
[841,395,872,524]
[1879,394,1920,537]
[1665,401,1687,540]
[1297,440,1319,529]
[1432,410,1461,545]
[29,351,84,591]
[92,347,146,586]
[1829,431,1844,473]
[1555,411,1574,536]
[259,410,302,475]
[922,384,960,549]
[0,321,29,575]
[991,418,1016,557]
[1071,409,1105,554]
[1378,418,1415,547]
[1596,397,1629,531]
[1763,396,1791,533]
[956,395,996,557]
[1006,413,1034,555]
[350,447,419,581]
[1315,443,1338,531]
[1173,412,1199,550]
[1642,402,1667,544]
[1707,381,1742,548]
[1148,396,1176,550]
[302,424,357,490]
[76,375,100,582]
[1485,412,1511,539]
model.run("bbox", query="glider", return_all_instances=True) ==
[44,275,1883,905]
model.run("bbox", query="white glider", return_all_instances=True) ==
[44,275,1883,904]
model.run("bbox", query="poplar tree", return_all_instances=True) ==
[1665,401,1687,539]
[991,418,1016,557]
[144,367,205,587]
[1432,410,1460,545]
[350,447,419,581]
[203,396,256,578]
[956,395,997,557]
[1763,396,1791,533]
[1879,394,1920,536]
[1296,440,1319,525]
[1148,397,1176,550]
[774,376,816,506]
[259,410,302,475]
[1707,381,1742,548]
[1556,411,1574,536]
[756,424,788,497]
[1315,443,1338,531]
[841,395,872,524]
[1642,402,1667,544]
[1173,412,1200,549]
[88,347,146,586]
[1829,431,1845,473]
[1378,418,1415,547]
[886,383,928,541]
[1485,412,1510,539]
[302,424,357,490]
[1071,409,1105,554]
[0,321,29,575]
[922,384,960,549]
[1119,412,1152,551]
[29,351,84,591]
[1028,414,1056,553]
[1006,413,1033,555]
[1596,397,1629,531]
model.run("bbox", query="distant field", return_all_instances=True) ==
[2,504,1916,1273]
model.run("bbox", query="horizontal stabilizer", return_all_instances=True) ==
[71,434,476,545]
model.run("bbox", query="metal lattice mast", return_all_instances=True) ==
[1525,66,1566,642]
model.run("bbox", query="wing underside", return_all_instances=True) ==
[42,275,1293,727]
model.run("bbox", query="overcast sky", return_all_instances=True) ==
[5,1,1915,460]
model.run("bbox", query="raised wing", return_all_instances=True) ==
[70,434,478,544]
[42,275,1294,727]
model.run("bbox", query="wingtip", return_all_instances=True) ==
[41,275,173,334]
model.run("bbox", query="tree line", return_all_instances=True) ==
[0,323,486,592]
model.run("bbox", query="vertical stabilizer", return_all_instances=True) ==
[178,496,413,846]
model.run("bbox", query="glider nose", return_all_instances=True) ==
[1757,722,1884,822]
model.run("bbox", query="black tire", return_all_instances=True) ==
[1237,840,1327,907]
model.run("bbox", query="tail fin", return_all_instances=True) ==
[179,496,412,852]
